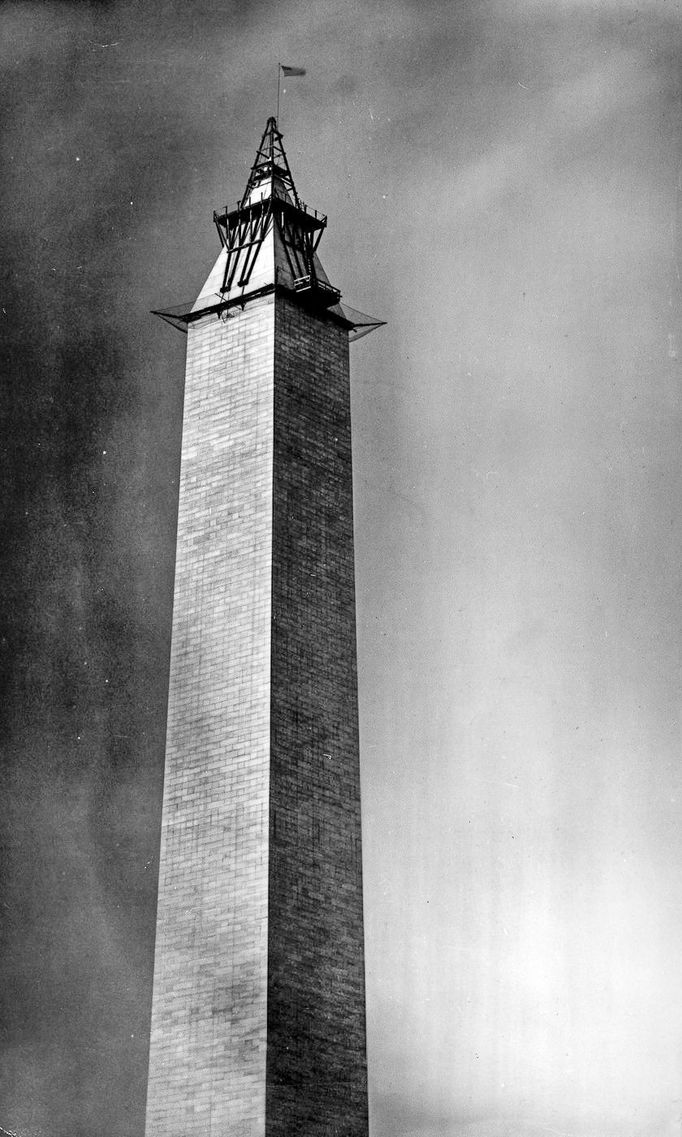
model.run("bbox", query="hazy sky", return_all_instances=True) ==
[1,2,682,1136]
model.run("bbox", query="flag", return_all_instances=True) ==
[281,65,306,76]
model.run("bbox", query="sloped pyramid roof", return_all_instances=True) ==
[192,118,332,313]
[153,119,384,341]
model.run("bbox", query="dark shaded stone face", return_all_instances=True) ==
[268,295,367,1137]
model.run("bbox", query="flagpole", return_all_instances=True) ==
[276,62,281,123]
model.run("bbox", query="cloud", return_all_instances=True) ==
[395,48,664,219]
[493,0,679,13]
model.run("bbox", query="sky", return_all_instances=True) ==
[1,1,682,1135]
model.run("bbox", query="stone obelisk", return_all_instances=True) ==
[145,118,382,1137]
